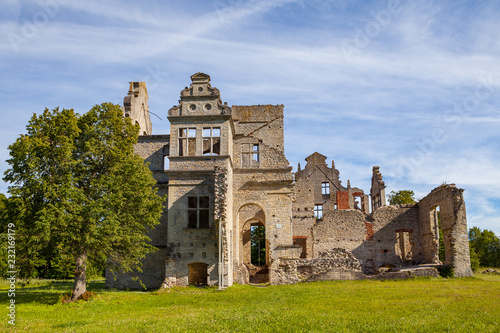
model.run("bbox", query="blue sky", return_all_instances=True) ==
[1,0,499,234]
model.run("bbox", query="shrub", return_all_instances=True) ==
[437,266,454,278]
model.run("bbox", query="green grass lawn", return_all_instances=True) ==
[1,275,499,332]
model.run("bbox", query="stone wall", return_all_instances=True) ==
[418,184,472,277]
[165,171,221,286]
[123,81,152,135]
[368,204,423,270]
[313,209,368,256]
[370,166,386,210]
[109,74,473,290]
[309,204,423,274]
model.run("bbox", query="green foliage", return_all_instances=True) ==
[251,225,266,266]
[387,190,416,205]
[437,265,454,278]
[469,226,500,268]
[0,193,7,277]
[469,247,481,271]
[437,211,446,263]
[2,104,165,294]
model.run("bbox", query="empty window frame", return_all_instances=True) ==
[373,194,382,210]
[187,196,210,229]
[241,143,260,167]
[163,144,170,170]
[321,182,330,195]
[179,128,196,156]
[314,204,323,220]
[202,127,221,155]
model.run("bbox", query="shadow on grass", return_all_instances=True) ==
[0,280,108,305]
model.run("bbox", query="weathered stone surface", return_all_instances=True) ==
[123,81,152,135]
[106,74,472,290]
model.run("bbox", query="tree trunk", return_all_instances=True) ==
[71,250,87,300]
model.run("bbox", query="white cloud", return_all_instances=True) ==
[1,0,500,235]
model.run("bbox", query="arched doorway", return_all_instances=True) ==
[188,262,208,285]
[239,204,268,283]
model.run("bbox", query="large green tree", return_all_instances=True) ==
[387,190,416,205]
[3,103,165,300]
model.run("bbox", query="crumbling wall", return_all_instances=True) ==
[418,184,472,277]
[214,166,231,288]
[296,248,363,281]
[370,166,386,210]
[312,209,368,257]
[309,204,422,275]
[135,135,170,183]
[123,81,152,135]
[232,169,296,285]
[232,105,290,170]
[367,204,423,270]
[292,176,315,258]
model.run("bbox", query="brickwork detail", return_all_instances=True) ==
[337,191,350,209]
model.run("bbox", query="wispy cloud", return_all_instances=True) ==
[1,0,499,234]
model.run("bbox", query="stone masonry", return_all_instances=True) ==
[105,73,472,290]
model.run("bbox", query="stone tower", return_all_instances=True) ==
[123,81,152,135]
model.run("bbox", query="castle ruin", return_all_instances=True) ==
[106,73,472,289]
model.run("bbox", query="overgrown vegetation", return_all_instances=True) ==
[1,276,499,332]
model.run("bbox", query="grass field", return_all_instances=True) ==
[1,274,499,332]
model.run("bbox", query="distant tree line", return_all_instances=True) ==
[468,227,500,270]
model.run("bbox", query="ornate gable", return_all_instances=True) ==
[168,72,231,117]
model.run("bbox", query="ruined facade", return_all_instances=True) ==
[106,73,472,289]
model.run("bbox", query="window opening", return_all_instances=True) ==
[353,195,363,210]
[314,204,323,220]
[251,224,266,266]
[187,196,209,228]
[373,193,382,210]
[163,144,170,170]
[242,143,260,167]
[396,229,414,261]
[430,206,445,263]
[179,127,196,156]
[202,127,220,155]
[321,182,330,195]
[252,144,259,162]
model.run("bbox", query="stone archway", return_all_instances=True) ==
[238,204,269,283]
